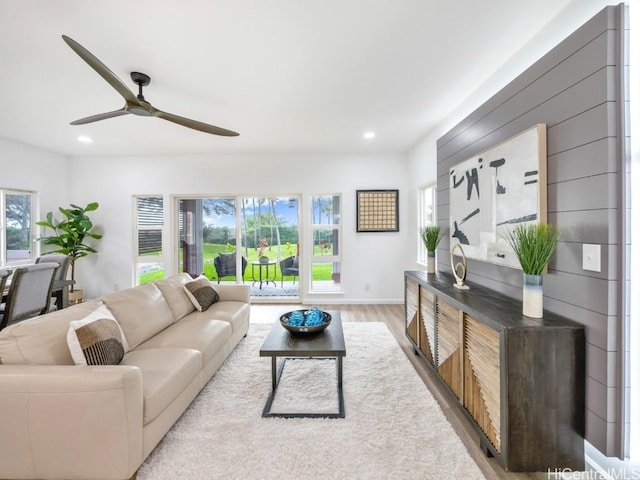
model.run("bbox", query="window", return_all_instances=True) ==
[1,190,36,266]
[310,194,341,292]
[177,197,239,282]
[418,183,437,263]
[134,196,164,285]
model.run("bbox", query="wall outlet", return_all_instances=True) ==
[582,244,601,272]
[364,282,370,291]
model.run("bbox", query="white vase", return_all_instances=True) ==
[427,251,436,274]
[522,274,543,318]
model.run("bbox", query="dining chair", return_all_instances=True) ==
[0,262,58,331]
[0,268,12,301]
[36,254,71,281]
[36,254,72,310]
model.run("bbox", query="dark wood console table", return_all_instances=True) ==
[405,270,585,472]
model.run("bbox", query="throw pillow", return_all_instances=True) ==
[291,256,299,269]
[67,304,129,366]
[183,275,219,312]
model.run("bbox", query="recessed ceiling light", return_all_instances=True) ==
[363,131,376,140]
[77,135,92,144]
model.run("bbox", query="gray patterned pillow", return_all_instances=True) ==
[183,275,219,312]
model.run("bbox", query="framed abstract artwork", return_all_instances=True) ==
[449,124,547,269]
[356,189,399,232]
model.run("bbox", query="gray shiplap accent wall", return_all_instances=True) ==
[435,5,628,457]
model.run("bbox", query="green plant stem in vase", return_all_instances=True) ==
[506,223,559,318]
[419,226,441,274]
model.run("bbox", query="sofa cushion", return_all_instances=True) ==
[154,273,196,321]
[0,300,104,365]
[208,284,250,303]
[136,317,231,367]
[120,347,201,425]
[101,283,175,350]
[183,301,250,336]
[67,304,129,366]
[183,276,219,312]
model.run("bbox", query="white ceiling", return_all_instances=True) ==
[0,0,572,157]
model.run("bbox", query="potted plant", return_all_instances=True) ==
[36,202,102,303]
[419,225,441,273]
[256,237,270,263]
[506,222,559,318]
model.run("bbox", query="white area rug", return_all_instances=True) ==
[138,322,486,480]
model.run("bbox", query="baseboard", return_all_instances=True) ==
[583,441,640,479]
[299,298,404,305]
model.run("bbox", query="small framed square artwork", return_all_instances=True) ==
[356,189,399,232]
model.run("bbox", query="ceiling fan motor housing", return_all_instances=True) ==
[130,71,150,86]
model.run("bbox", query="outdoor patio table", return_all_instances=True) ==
[251,261,277,289]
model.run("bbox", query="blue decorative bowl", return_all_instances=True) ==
[280,308,332,334]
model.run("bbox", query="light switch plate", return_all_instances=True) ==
[582,244,601,272]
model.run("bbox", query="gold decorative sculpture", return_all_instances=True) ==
[450,243,470,290]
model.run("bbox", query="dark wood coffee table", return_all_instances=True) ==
[259,311,346,418]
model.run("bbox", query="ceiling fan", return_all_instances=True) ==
[61,35,239,137]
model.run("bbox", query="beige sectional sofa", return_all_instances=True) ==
[0,273,250,480]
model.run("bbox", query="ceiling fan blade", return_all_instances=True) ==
[62,36,237,137]
[62,35,139,105]
[70,107,130,125]
[152,108,239,137]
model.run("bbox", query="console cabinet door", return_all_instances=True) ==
[418,286,435,365]
[435,297,462,399]
[463,314,502,453]
[405,278,419,346]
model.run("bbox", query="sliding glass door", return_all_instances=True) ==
[239,196,299,298]
[175,195,300,300]
[178,197,240,282]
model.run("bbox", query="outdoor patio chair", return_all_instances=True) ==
[214,252,247,284]
[0,262,58,330]
[279,256,299,287]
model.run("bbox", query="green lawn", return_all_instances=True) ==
[139,243,336,285]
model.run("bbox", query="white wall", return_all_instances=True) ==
[0,137,70,257]
[405,0,616,271]
[68,153,410,302]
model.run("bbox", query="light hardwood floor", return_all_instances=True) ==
[250,303,552,480]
